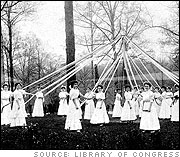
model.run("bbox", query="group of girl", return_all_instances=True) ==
[1,83,44,127]
[1,81,109,131]
[112,84,179,121]
[1,81,179,133]
[111,83,179,133]
[57,81,179,133]
[64,81,109,132]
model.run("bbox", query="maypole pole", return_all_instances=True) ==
[89,1,95,87]
[121,37,128,105]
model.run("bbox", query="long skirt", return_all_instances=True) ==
[84,100,95,120]
[159,98,172,119]
[65,99,82,130]
[121,100,136,121]
[90,101,109,124]
[32,98,44,117]
[154,99,161,117]
[10,99,26,127]
[131,98,139,116]
[57,99,68,116]
[140,102,160,130]
[139,100,143,117]
[171,99,179,121]
[1,99,11,125]
[112,100,122,117]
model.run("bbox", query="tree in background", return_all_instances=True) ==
[65,1,76,92]
[159,1,179,70]
[1,1,36,91]
[73,1,153,106]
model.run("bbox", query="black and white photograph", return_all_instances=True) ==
[1,1,179,155]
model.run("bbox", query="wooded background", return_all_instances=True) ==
[1,1,179,114]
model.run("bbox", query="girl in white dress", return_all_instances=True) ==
[1,84,13,125]
[57,85,69,116]
[131,87,140,117]
[65,80,87,132]
[166,87,174,117]
[153,87,162,117]
[90,85,109,126]
[10,83,34,127]
[159,86,172,119]
[32,86,44,117]
[140,82,160,133]
[84,87,95,120]
[121,85,136,122]
[112,88,122,118]
[138,87,145,118]
[171,84,179,122]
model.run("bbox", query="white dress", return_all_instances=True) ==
[121,91,136,121]
[1,90,12,125]
[167,92,173,116]
[32,91,44,117]
[171,91,179,121]
[153,92,162,117]
[131,91,140,116]
[138,93,144,118]
[84,92,95,120]
[10,89,27,127]
[112,93,122,117]
[159,91,172,119]
[90,92,109,124]
[65,88,82,130]
[57,91,69,116]
[140,90,160,130]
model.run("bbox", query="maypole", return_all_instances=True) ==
[121,37,128,105]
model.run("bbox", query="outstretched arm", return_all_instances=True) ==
[79,92,92,100]
[24,91,34,95]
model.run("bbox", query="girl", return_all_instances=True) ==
[171,84,179,122]
[131,86,140,118]
[159,86,171,119]
[140,82,160,133]
[32,86,44,117]
[153,87,162,117]
[10,83,34,127]
[112,88,122,118]
[65,80,87,132]
[1,83,13,125]
[121,85,136,122]
[90,85,109,126]
[138,86,145,118]
[166,87,173,117]
[57,85,69,116]
[84,87,95,120]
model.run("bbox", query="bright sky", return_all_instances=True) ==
[18,1,173,60]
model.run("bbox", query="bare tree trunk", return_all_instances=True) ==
[65,1,76,92]
[1,50,5,85]
[89,1,95,86]
[6,7,14,91]
[8,24,14,91]
[123,40,128,85]
[94,64,99,84]
[4,50,10,86]
[1,26,5,85]
[37,50,41,80]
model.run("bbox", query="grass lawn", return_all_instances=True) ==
[1,114,179,150]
